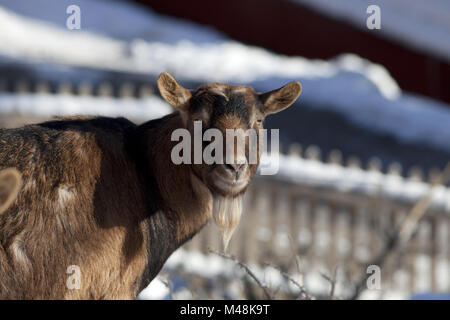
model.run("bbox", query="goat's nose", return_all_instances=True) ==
[224,162,247,176]
[231,163,246,172]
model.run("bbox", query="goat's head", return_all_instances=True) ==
[157,72,302,194]
[157,72,301,247]
[0,168,22,215]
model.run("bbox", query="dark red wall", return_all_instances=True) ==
[136,0,450,104]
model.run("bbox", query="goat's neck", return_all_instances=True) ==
[140,113,213,246]
[134,114,245,293]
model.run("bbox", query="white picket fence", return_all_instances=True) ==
[184,150,450,297]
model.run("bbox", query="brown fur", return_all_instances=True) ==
[0,73,301,299]
[0,168,22,215]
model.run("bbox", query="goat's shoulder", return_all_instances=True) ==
[1,116,137,162]
[0,116,141,233]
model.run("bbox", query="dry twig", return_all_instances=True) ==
[350,161,450,299]
[209,248,272,300]
[159,274,175,300]
[263,262,312,300]
[320,267,337,299]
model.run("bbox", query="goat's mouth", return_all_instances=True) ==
[207,167,250,196]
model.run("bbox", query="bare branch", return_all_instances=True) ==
[288,234,307,292]
[263,262,312,300]
[208,248,272,300]
[159,275,174,300]
[350,161,450,300]
[320,267,337,299]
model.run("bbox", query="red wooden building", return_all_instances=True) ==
[138,0,450,104]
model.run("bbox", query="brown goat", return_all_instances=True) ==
[0,72,301,299]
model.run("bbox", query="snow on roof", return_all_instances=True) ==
[263,152,450,213]
[0,92,172,121]
[292,0,450,63]
[1,0,450,154]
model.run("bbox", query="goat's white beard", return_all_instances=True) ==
[212,196,243,251]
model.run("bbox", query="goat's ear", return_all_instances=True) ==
[157,72,191,111]
[259,81,302,115]
[0,168,22,215]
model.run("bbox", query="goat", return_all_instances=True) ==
[0,72,301,299]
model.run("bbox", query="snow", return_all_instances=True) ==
[1,0,450,153]
[0,0,225,44]
[0,92,172,121]
[292,0,450,63]
[138,248,329,300]
[266,152,450,213]
[139,247,450,300]
[138,277,169,300]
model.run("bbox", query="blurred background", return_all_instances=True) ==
[0,0,449,300]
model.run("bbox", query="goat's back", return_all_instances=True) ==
[0,117,150,299]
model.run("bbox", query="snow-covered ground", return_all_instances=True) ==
[2,0,450,154]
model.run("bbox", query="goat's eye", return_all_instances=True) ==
[256,119,263,124]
